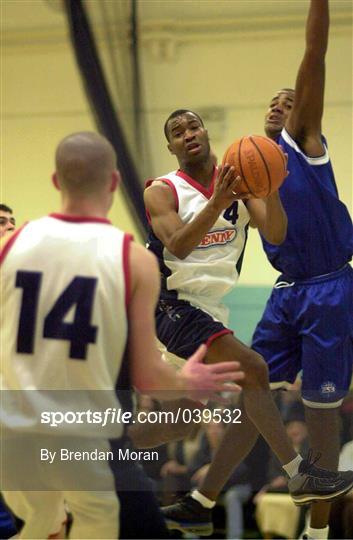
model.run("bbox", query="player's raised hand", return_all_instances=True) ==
[180,344,245,402]
[211,165,251,212]
[230,176,252,201]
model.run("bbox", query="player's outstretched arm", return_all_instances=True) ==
[144,166,242,260]
[286,0,329,156]
[127,242,244,400]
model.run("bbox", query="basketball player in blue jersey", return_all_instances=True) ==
[139,93,353,540]
[161,1,353,539]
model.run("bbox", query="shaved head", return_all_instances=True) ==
[55,132,117,195]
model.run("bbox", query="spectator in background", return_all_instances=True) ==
[160,429,203,505]
[188,418,254,540]
[329,424,353,539]
[255,401,309,540]
[0,203,21,539]
[0,204,16,238]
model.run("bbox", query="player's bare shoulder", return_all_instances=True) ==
[144,179,176,212]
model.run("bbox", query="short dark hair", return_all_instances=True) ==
[164,109,204,141]
[0,204,13,213]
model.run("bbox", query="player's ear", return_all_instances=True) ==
[52,173,60,191]
[110,170,121,192]
[167,143,175,155]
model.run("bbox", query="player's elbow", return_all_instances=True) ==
[171,249,188,260]
[269,232,286,245]
[167,241,190,260]
[133,374,157,394]
[266,223,287,245]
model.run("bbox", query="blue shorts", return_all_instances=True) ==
[252,264,353,407]
[155,298,232,359]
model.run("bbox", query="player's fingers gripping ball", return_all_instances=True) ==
[222,135,287,198]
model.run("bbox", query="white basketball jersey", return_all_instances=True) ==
[147,169,250,323]
[0,214,131,437]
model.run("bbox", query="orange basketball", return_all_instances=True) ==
[222,135,287,198]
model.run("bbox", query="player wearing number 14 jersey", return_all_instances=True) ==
[0,214,130,395]
[0,132,244,540]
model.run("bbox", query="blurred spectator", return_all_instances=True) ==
[0,204,18,538]
[255,400,309,539]
[187,419,256,539]
[0,494,17,539]
[136,396,169,489]
[0,204,16,238]
[160,428,203,505]
[329,424,353,539]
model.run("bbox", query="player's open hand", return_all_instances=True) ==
[180,344,245,402]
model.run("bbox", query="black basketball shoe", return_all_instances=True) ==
[288,452,353,505]
[161,493,213,536]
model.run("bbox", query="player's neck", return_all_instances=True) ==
[60,198,109,219]
[264,128,279,141]
[180,160,214,188]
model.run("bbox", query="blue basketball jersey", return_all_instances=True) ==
[261,129,353,278]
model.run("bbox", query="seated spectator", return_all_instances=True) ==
[135,396,169,500]
[0,203,16,238]
[329,423,353,539]
[160,428,203,505]
[255,400,309,540]
[188,418,255,539]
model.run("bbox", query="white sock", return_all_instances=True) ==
[191,490,216,509]
[307,525,329,539]
[282,454,303,478]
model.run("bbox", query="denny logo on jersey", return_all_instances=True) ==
[197,228,236,249]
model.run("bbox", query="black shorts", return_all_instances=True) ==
[156,298,232,360]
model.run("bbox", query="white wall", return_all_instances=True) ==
[2,2,352,285]
[2,5,142,241]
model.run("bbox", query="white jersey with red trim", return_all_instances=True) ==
[146,168,250,325]
[0,214,131,436]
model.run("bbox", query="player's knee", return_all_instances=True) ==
[242,351,269,388]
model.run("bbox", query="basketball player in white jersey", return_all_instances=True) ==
[137,110,353,533]
[0,132,244,539]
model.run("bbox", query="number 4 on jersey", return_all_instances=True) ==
[16,271,98,360]
[223,202,239,225]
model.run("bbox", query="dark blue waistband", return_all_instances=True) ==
[277,263,352,286]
